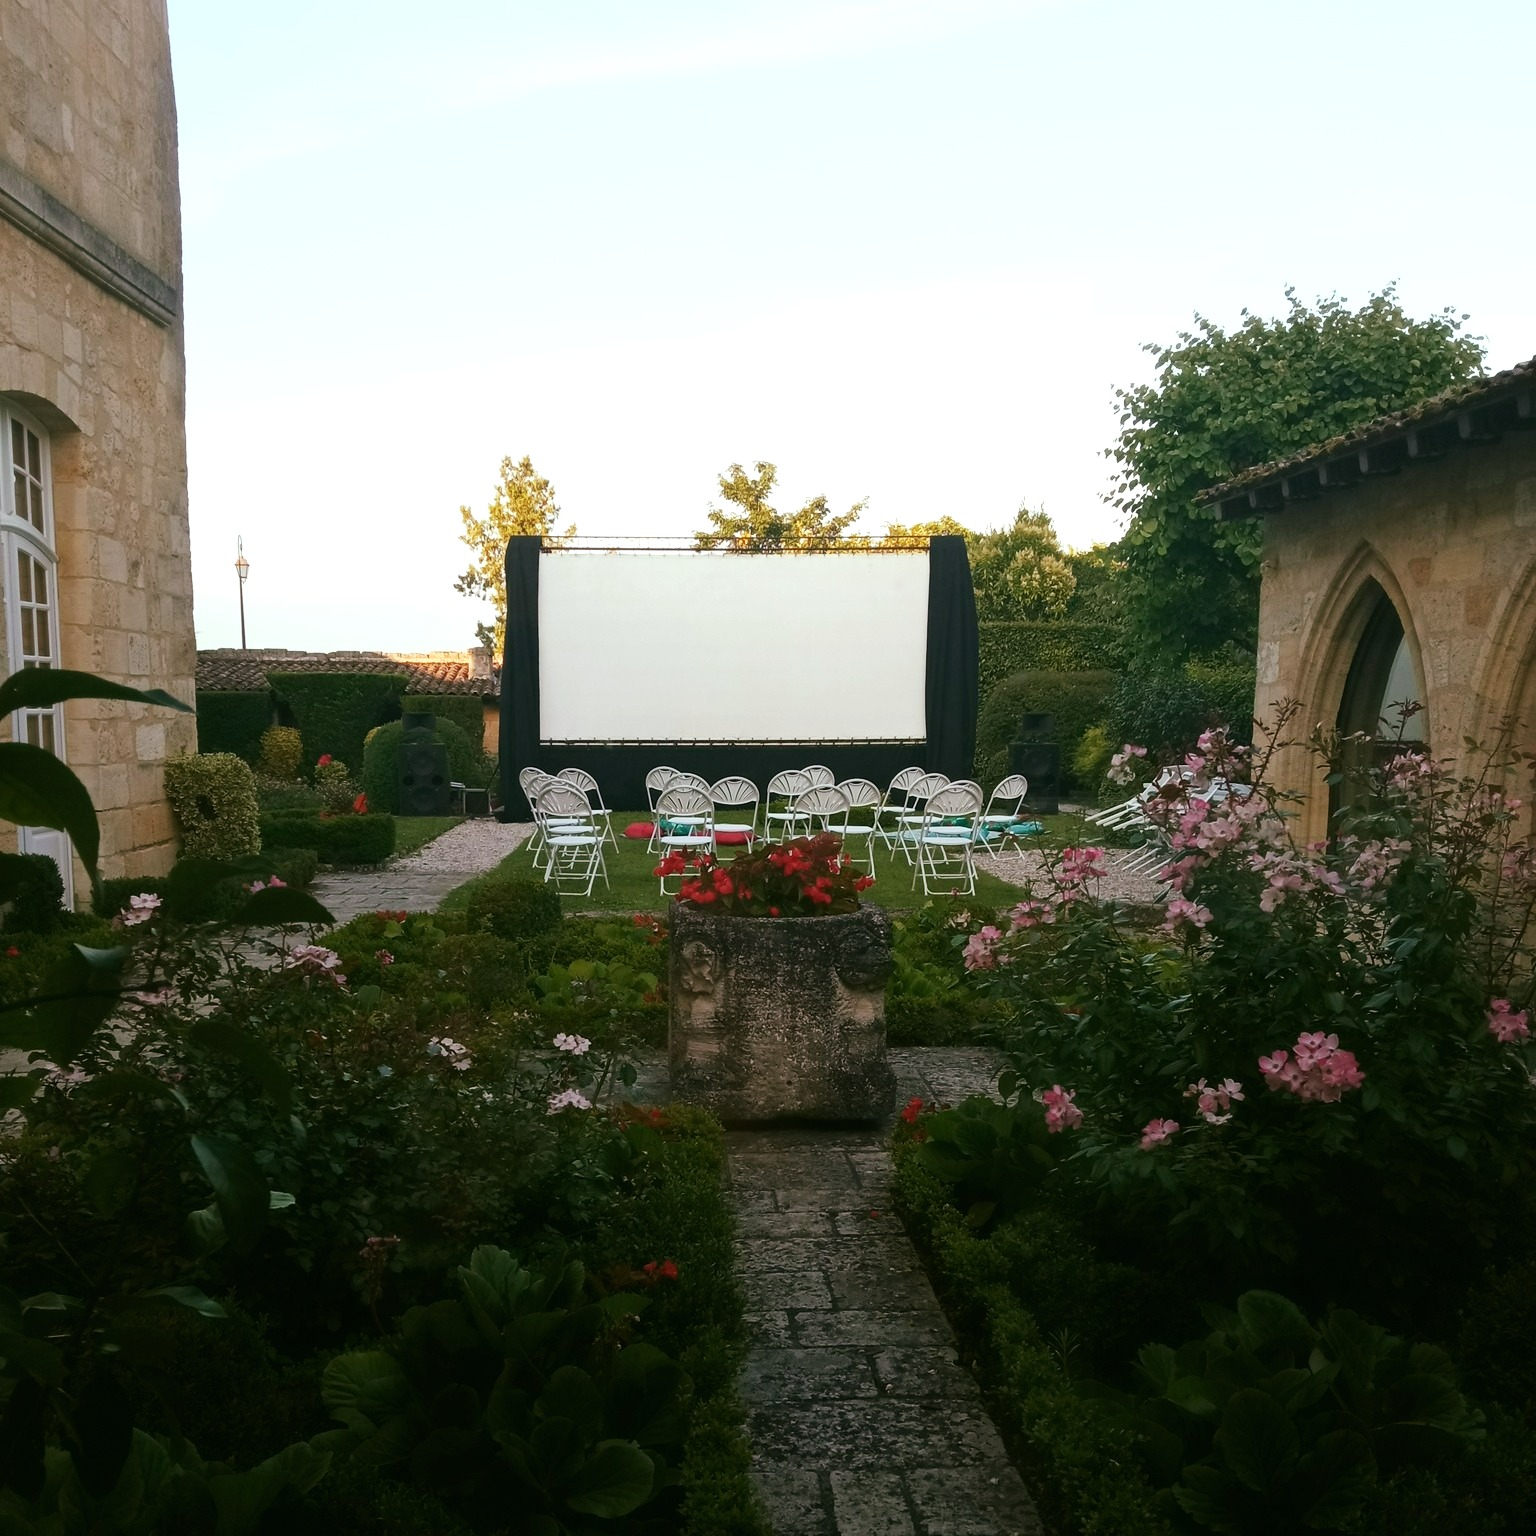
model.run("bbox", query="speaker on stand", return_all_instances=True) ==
[398,737,451,816]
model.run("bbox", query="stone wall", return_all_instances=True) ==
[1254,429,1536,844]
[1,0,193,882]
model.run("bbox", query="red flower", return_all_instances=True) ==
[353,791,368,814]
[317,754,333,767]
[4,946,18,959]
[769,906,780,917]
[900,1097,925,1125]
[641,1258,680,1282]
[853,875,876,891]
[654,852,687,877]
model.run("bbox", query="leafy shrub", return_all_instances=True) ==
[978,620,1128,696]
[1087,1290,1483,1534]
[975,669,1118,792]
[0,850,66,932]
[362,719,485,815]
[258,777,325,815]
[1107,655,1256,760]
[268,671,405,771]
[260,724,304,780]
[401,693,485,747]
[314,757,360,813]
[164,751,262,858]
[195,688,272,762]
[886,899,994,1045]
[262,811,396,866]
[319,1244,692,1530]
[461,874,561,942]
[1073,724,1114,791]
[1457,1258,1536,1415]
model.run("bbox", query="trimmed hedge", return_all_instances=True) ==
[267,672,405,772]
[258,725,304,780]
[975,670,1118,793]
[401,694,484,749]
[164,753,262,859]
[95,848,320,924]
[1106,657,1257,760]
[0,852,66,933]
[460,875,561,943]
[194,689,271,764]
[978,621,1128,698]
[893,1142,1173,1536]
[260,811,396,867]
[361,719,484,815]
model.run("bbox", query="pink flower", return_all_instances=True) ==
[553,1032,591,1055]
[286,944,347,988]
[1008,899,1056,931]
[427,1035,473,1071]
[1060,847,1108,885]
[375,949,395,966]
[1185,1076,1244,1125]
[1487,999,1530,1045]
[1039,1084,1083,1133]
[1140,1118,1179,1150]
[962,925,1004,971]
[547,1087,592,1115]
[1260,1035,1364,1100]
[121,892,162,926]
[1163,897,1213,934]
[1294,1031,1339,1071]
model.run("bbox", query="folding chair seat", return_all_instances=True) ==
[876,766,926,851]
[890,772,950,862]
[761,769,812,842]
[976,773,1036,854]
[557,766,618,848]
[533,782,609,897]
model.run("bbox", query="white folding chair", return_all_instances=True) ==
[801,764,836,789]
[761,769,812,843]
[912,782,985,896]
[890,772,950,861]
[533,782,609,897]
[710,776,760,850]
[655,785,715,893]
[977,773,1033,854]
[835,778,883,873]
[645,767,682,852]
[796,783,851,839]
[520,768,560,869]
[557,766,618,849]
[877,767,926,850]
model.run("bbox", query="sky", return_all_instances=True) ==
[169,0,1536,653]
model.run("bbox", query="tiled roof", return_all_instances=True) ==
[1200,355,1536,511]
[197,649,494,696]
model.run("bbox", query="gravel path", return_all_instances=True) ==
[974,846,1167,905]
[392,818,535,873]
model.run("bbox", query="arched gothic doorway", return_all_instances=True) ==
[1330,582,1425,827]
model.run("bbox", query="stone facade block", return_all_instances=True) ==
[669,904,897,1125]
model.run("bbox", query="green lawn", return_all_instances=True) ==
[391,814,464,858]
[443,811,1113,915]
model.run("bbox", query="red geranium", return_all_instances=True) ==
[671,833,874,918]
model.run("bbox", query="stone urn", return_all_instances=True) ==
[667,903,896,1125]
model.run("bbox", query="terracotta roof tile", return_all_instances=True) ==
[1199,355,1536,507]
[197,649,495,696]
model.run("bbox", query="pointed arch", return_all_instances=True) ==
[1464,556,1536,751]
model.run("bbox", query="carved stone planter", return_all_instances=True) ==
[668,903,896,1124]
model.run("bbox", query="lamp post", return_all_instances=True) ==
[235,538,250,649]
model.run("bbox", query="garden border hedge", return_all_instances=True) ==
[978,621,1128,698]
[194,689,272,763]
[267,672,405,772]
[401,693,484,748]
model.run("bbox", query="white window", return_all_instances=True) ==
[1,402,72,903]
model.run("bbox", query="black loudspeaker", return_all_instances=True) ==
[1010,741,1061,815]
[398,740,451,816]
[401,710,436,734]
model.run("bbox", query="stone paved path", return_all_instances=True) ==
[312,819,533,923]
[731,1048,1042,1535]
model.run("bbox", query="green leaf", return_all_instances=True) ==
[1235,1291,1314,1358]
[0,668,190,720]
[1216,1389,1300,1493]
[1,941,125,1064]
[321,1350,413,1433]
[189,1135,270,1254]
[0,741,99,876]
[234,886,335,928]
[564,1439,655,1517]
[83,1150,138,1217]
[187,1020,292,1109]
[140,1286,227,1319]
[0,1075,39,1111]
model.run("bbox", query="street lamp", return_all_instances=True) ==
[235,538,250,649]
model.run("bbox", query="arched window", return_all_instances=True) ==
[1331,583,1425,826]
[1,400,71,901]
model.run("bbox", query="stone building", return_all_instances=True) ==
[1,0,193,898]
[1205,357,1536,845]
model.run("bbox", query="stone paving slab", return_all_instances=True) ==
[726,1041,1038,1534]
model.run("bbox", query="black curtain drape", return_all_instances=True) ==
[924,534,979,780]
[499,536,542,818]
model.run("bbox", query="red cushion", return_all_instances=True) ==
[624,822,656,839]
[716,831,750,845]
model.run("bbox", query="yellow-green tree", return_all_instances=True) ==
[694,461,866,550]
[456,455,574,652]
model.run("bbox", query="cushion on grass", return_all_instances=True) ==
[1008,821,1045,836]
[624,822,656,839]
[716,831,750,845]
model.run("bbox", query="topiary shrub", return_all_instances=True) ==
[974,669,1118,792]
[267,671,405,771]
[194,689,271,763]
[258,725,304,780]
[362,719,485,815]
[1107,655,1257,760]
[462,875,561,942]
[314,758,360,813]
[261,812,396,867]
[402,694,485,749]
[164,752,262,858]
[0,852,66,933]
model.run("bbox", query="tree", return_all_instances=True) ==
[1109,287,1485,658]
[694,461,866,550]
[967,507,1077,623]
[456,455,574,652]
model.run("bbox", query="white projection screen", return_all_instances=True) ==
[538,551,930,742]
